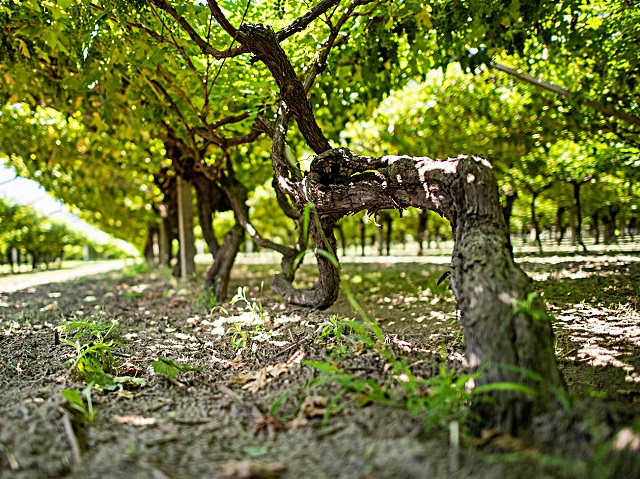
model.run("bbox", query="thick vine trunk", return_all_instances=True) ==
[272,219,341,310]
[280,150,567,431]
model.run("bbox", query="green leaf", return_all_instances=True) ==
[152,356,202,378]
[302,359,341,373]
[62,388,84,407]
[472,382,537,397]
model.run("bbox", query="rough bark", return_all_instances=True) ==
[192,174,232,257]
[272,219,341,310]
[235,24,331,154]
[204,16,566,433]
[289,149,566,431]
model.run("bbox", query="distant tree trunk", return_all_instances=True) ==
[143,226,159,264]
[555,206,567,246]
[417,210,429,256]
[336,223,347,257]
[384,213,392,255]
[376,221,383,256]
[502,189,518,235]
[530,192,544,254]
[154,173,179,270]
[591,212,600,244]
[359,218,366,256]
[204,224,244,302]
[569,180,588,252]
[176,175,196,280]
[193,175,227,257]
[7,249,14,274]
[604,205,620,244]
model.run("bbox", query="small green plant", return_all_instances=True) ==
[62,385,96,422]
[122,291,144,299]
[228,322,248,350]
[60,319,146,391]
[151,356,203,379]
[121,261,152,278]
[512,292,550,321]
[60,319,120,382]
[318,315,344,342]
[231,285,267,323]
[197,291,217,310]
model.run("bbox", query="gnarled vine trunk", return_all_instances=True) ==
[233,22,565,433]
[271,148,565,432]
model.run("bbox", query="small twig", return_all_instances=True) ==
[61,410,82,467]
[5,448,20,471]
[272,341,300,359]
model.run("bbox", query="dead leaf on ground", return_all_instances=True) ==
[287,396,328,429]
[167,296,188,308]
[232,350,305,393]
[230,351,245,370]
[217,460,287,479]
[471,428,540,455]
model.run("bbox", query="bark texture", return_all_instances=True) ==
[290,149,565,431]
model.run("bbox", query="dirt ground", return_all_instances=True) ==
[1,253,639,479]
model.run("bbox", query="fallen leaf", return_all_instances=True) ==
[287,396,328,429]
[233,350,305,393]
[230,351,245,370]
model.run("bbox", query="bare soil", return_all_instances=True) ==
[1,254,639,479]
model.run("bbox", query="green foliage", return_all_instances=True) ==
[62,385,95,422]
[0,195,125,270]
[512,292,552,322]
[121,261,153,278]
[151,356,203,379]
[60,319,119,379]
[60,318,146,391]
[230,285,267,323]
[122,291,144,299]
